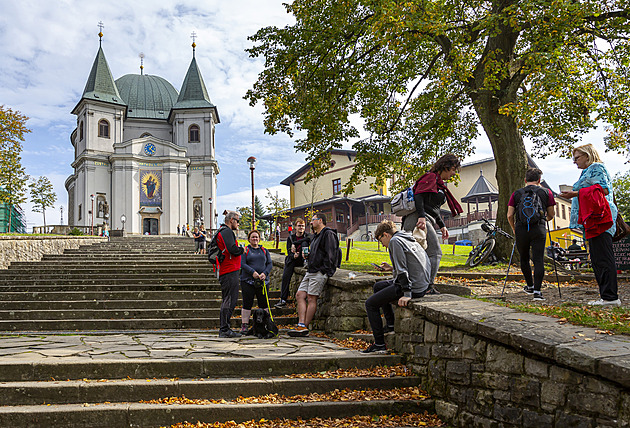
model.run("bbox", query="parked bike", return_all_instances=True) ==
[466,218,514,267]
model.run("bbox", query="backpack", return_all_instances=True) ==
[515,187,546,231]
[390,188,415,216]
[245,245,268,257]
[207,227,226,265]
[332,231,342,268]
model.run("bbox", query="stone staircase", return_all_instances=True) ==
[0,236,296,332]
[0,237,441,427]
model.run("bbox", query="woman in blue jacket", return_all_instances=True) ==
[240,230,273,333]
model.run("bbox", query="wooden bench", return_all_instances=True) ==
[560,249,590,270]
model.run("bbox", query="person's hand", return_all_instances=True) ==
[252,272,260,280]
[441,227,449,240]
[398,296,411,307]
[293,252,299,259]
[291,244,296,253]
[259,273,266,281]
[416,217,426,230]
[380,262,393,272]
[560,191,578,199]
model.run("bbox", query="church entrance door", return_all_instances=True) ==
[143,218,159,235]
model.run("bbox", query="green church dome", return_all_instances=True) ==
[115,74,179,119]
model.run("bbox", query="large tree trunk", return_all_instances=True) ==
[472,97,527,259]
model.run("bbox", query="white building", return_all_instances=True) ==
[65,35,219,235]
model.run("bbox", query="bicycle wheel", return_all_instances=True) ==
[360,233,370,242]
[467,239,496,267]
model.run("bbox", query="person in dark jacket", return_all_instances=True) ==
[288,213,339,337]
[507,168,556,301]
[275,218,310,308]
[215,210,245,338]
[403,154,463,293]
[240,230,273,334]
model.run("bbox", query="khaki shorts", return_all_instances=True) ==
[297,271,328,296]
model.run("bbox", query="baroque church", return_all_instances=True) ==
[65,31,219,235]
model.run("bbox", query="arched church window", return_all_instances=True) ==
[98,119,110,138]
[189,124,200,143]
[79,122,84,141]
[141,132,152,138]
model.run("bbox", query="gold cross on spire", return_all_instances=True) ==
[98,21,104,46]
[139,52,145,75]
[191,31,197,56]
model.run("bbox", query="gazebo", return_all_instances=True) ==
[461,169,499,217]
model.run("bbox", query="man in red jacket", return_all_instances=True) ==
[216,210,245,338]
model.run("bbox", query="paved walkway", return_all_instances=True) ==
[0,331,354,362]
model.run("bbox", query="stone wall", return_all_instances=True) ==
[270,253,630,427]
[395,294,630,427]
[0,236,106,269]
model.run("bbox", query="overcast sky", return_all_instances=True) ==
[1,1,627,230]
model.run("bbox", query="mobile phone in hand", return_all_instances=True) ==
[370,262,382,271]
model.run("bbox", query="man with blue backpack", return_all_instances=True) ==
[507,168,556,301]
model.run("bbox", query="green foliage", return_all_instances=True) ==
[0,105,30,232]
[29,176,57,228]
[266,188,291,227]
[238,196,268,233]
[613,171,630,219]
[69,228,84,236]
[246,0,630,208]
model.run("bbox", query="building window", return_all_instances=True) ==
[189,124,200,143]
[140,132,152,138]
[336,212,344,223]
[79,122,84,140]
[98,119,110,138]
[332,179,341,195]
[562,204,566,220]
[78,204,82,221]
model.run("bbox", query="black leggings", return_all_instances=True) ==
[588,232,618,301]
[515,225,546,291]
[241,281,269,310]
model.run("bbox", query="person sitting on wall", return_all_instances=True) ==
[361,220,431,354]
[275,218,310,308]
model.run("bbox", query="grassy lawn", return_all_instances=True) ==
[503,301,630,336]
[261,240,473,272]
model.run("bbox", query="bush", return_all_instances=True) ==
[69,228,84,236]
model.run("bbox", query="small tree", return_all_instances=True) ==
[29,176,57,229]
[613,172,630,220]
[266,189,291,246]
[0,106,30,233]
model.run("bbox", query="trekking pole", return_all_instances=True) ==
[501,240,517,297]
[262,282,275,322]
[546,220,562,298]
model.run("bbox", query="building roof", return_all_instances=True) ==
[280,149,357,185]
[79,46,125,108]
[461,169,499,203]
[115,74,179,120]
[172,57,216,109]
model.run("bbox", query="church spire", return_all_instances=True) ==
[172,36,215,111]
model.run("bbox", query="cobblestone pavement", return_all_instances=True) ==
[0,331,353,362]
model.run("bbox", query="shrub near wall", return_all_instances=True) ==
[395,294,630,428]
[0,236,106,269]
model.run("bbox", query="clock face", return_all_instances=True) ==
[144,143,157,156]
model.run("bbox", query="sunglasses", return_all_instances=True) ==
[233,218,240,223]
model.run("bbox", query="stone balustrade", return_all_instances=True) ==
[0,235,106,269]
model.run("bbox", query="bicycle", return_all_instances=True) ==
[466,218,514,267]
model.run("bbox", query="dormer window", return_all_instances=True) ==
[98,119,110,138]
[141,133,152,138]
[189,124,200,143]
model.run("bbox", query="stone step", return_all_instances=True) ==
[0,290,280,301]
[0,275,219,285]
[0,315,297,331]
[9,262,212,268]
[0,284,222,293]
[1,267,217,275]
[0,375,420,406]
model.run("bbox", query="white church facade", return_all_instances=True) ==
[65,34,219,235]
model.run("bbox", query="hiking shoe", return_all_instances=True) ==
[287,325,309,337]
[240,323,249,334]
[523,285,535,294]
[588,298,621,307]
[383,325,395,334]
[533,292,545,301]
[219,329,242,338]
[274,300,287,308]
[360,343,388,354]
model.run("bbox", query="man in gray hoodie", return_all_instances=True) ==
[362,220,431,353]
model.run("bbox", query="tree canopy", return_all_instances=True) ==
[246,0,630,253]
[613,171,630,219]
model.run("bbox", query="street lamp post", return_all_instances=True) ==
[247,156,257,231]
[90,194,95,235]
[120,214,126,231]
[208,197,213,230]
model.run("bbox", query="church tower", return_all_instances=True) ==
[65,27,220,235]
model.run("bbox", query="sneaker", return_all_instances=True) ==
[219,329,242,338]
[274,300,287,308]
[287,325,309,337]
[588,298,622,307]
[533,292,545,301]
[383,325,395,333]
[523,286,534,294]
[360,343,388,354]
[240,323,249,334]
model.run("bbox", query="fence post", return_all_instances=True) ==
[346,238,351,261]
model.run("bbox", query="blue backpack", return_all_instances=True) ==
[515,187,546,231]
